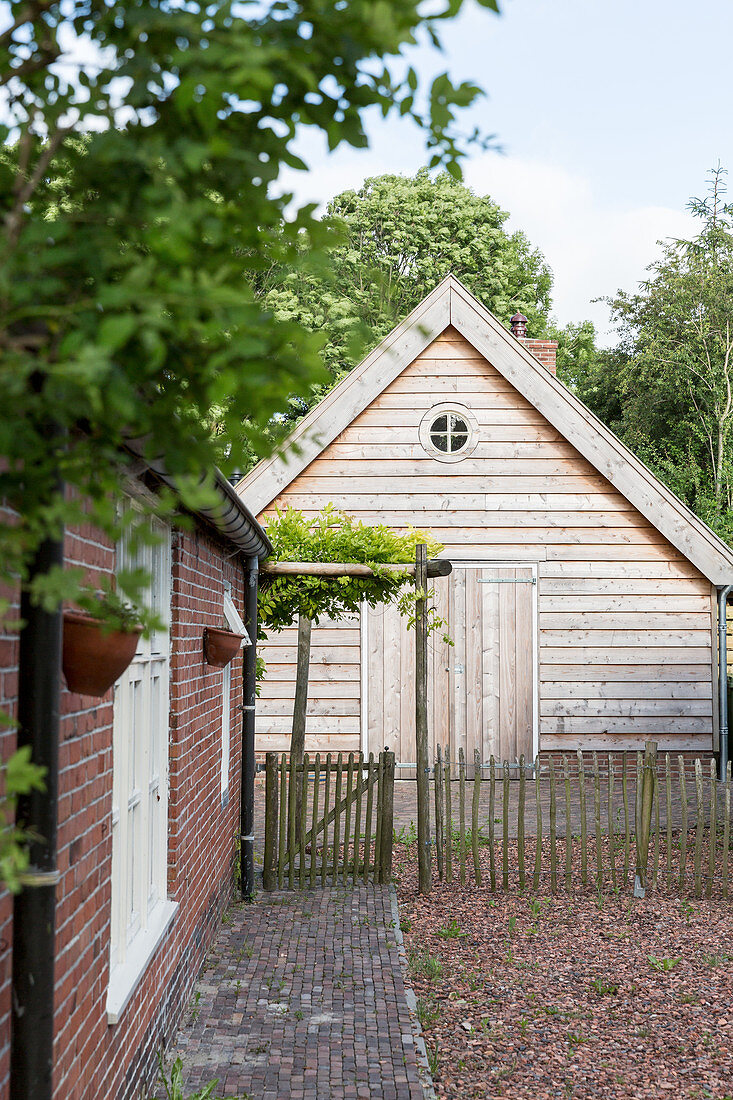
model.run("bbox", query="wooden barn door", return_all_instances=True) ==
[363,563,535,768]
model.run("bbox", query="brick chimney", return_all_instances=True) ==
[510,313,557,375]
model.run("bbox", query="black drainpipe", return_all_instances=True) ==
[10,530,64,1100]
[240,555,259,899]
[718,584,733,780]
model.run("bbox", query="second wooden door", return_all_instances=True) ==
[364,562,535,767]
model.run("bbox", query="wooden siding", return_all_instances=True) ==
[256,326,715,756]
[256,614,362,753]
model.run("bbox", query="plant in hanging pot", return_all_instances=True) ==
[63,590,143,697]
[203,625,245,668]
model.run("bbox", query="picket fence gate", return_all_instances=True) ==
[262,750,395,890]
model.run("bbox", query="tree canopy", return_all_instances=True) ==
[0,0,499,618]
[258,167,553,416]
[574,167,733,543]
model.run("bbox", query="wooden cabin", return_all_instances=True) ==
[237,275,733,767]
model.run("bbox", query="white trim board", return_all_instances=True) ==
[236,274,733,585]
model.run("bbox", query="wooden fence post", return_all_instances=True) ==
[380,751,396,884]
[362,752,374,885]
[502,760,510,890]
[635,740,657,897]
[415,543,432,894]
[517,753,526,890]
[488,755,495,891]
[278,753,287,888]
[310,753,320,888]
[533,757,542,893]
[353,752,363,884]
[577,750,587,885]
[445,748,453,883]
[622,752,630,887]
[263,752,278,890]
[458,747,466,886]
[291,613,312,845]
[693,757,704,898]
[549,756,557,894]
[593,752,603,891]
[707,758,717,899]
[472,748,482,886]
[435,745,444,881]
[563,756,572,890]
[723,760,731,899]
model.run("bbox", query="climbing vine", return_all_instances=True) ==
[258,505,450,639]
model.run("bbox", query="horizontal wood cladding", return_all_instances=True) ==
[540,613,711,629]
[540,698,712,717]
[262,327,716,754]
[255,733,362,752]
[261,680,360,698]
[541,680,712,699]
[541,663,710,682]
[540,735,714,752]
[542,716,711,733]
[274,492,636,512]
[254,716,360,734]
[257,616,362,745]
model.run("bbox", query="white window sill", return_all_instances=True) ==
[106,899,178,1025]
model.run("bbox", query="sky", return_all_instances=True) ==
[279,0,733,345]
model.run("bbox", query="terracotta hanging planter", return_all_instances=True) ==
[62,611,142,697]
[203,626,245,668]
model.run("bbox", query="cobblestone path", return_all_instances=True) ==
[162,885,429,1100]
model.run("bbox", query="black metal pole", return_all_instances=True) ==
[240,555,259,899]
[10,532,64,1100]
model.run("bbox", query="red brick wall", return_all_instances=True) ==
[0,510,245,1100]
[519,337,558,375]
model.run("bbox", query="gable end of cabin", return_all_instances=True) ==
[248,320,721,770]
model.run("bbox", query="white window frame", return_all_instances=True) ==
[418,402,479,463]
[107,514,177,1024]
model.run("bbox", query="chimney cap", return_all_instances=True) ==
[510,313,528,338]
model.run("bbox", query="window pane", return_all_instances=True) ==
[427,411,472,455]
[448,414,467,433]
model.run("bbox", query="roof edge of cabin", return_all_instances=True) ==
[237,273,733,585]
[236,274,456,511]
[447,278,733,585]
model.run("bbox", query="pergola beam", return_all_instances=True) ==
[261,559,452,579]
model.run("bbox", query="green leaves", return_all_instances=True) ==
[0,746,47,894]
[1,0,499,614]
[259,505,444,632]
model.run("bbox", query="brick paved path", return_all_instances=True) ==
[161,886,429,1100]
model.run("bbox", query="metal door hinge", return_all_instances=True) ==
[478,577,536,584]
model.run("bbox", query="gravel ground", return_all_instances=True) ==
[395,840,733,1100]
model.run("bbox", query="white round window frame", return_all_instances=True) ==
[419,403,479,463]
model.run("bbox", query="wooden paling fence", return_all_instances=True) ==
[432,742,733,898]
[262,751,395,890]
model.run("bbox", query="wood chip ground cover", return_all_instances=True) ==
[395,842,733,1099]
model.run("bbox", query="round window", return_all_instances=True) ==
[429,412,470,454]
[419,403,478,462]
